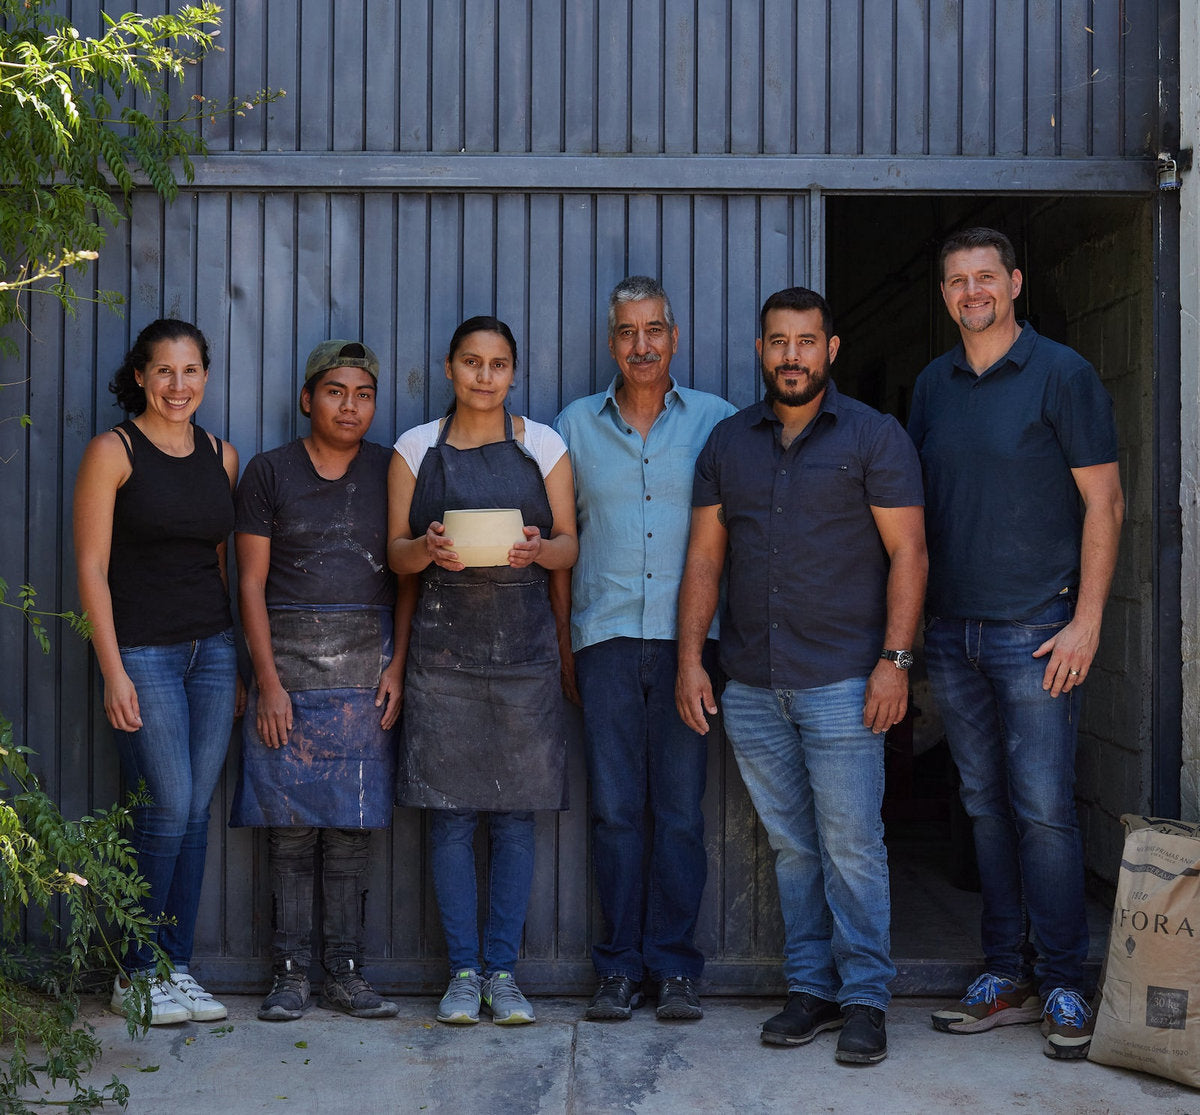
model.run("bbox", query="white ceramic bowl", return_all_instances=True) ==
[441,507,525,567]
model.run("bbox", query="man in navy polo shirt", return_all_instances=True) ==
[676,286,927,1064]
[909,227,1124,1060]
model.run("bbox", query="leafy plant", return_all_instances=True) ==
[1,3,283,1108]
[1,713,165,1111]
[0,0,283,350]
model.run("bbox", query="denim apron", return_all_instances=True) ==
[399,411,567,811]
[231,604,397,828]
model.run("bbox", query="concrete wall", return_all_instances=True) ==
[1181,1,1200,821]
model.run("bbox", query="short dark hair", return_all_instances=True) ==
[109,319,210,415]
[607,276,676,340]
[759,287,833,340]
[938,227,1017,280]
[446,315,519,369]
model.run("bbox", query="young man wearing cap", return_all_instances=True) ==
[232,340,410,1021]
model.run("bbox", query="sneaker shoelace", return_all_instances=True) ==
[963,973,1011,1005]
[489,974,526,1006]
[272,971,307,995]
[1043,987,1092,1026]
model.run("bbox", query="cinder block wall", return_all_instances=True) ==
[1026,199,1156,890]
[1180,1,1200,822]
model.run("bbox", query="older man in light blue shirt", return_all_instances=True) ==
[552,276,735,1023]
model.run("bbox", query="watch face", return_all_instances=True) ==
[897,651,914,670]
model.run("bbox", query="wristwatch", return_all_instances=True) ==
[880,649,914,670]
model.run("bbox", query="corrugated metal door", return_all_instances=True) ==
[0,0,1160,991]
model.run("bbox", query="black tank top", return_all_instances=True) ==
[108,419,234,646]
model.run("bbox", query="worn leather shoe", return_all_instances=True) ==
[656,976,703,1020]
[585,974,643,1021]
[761,991,843,1046]
[835,1004,888,1064]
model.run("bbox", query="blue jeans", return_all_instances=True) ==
[576,638,710,982]
[721,676,893,1010]
[111,629,237,971]
[430,809,535,975]
[924,596,1089,995]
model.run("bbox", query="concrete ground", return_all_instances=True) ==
[15,995,1197,1114]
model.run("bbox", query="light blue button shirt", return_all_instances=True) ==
[554,376,737,653]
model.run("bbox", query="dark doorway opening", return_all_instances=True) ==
[824,193,1151,990]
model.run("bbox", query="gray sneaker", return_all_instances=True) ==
[258,958,311,1022]
[437,969,482,1024]
[482,971,535,1025]
[321,958,398,1019]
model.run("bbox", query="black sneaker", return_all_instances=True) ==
[761,992,843,1046]
[835,1005,888,1064]
[656,976,703,1021]
[585,974,643,1021]
[320,958,398,1019]
[258,958,311,1022]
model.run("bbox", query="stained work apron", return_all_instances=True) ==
[231,605,397,828]
[400,411,567,811]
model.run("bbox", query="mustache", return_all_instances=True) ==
[625,352,662,365]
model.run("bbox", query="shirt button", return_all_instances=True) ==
[771,586,778,593]
[775,507,782,513]
[647,532,653,538]
[771,622,778,629]
[780,468,787,475]
[646,573,652,579]
[646,495,652,501]
[644,458,650,464]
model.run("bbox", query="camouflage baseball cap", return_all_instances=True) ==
[303,339,380,385]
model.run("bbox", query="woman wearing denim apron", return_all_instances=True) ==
[388,316,577,1025]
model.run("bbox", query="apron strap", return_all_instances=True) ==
[435,408,515,446]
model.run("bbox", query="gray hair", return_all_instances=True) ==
[607,275,676,339]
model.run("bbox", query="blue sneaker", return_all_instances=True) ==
[1041,987,1094,1060]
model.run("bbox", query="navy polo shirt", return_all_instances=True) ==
[693,382,924,691]
[908,323,1118,621]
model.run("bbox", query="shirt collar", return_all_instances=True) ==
[951,321,1038,379]
[597,373,683,416]
[751,379,842,428]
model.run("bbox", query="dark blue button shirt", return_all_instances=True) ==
[908,323,1118,621]
[693,382,924,690]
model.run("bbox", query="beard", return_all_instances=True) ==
[761,359,830,407]
[957,305,997,333]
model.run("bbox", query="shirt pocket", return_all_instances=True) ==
[792,458,863,513]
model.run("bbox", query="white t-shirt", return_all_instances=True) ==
[393,416,567,479]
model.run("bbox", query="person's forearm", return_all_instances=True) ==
[389,574,418,676]
[881,544,928,651]
[239,583,281,689]
[677,555,721,666]
[535,533,579,571]
[388,535,433,575]
[1074,500,1124,628]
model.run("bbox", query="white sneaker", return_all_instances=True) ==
[109,975,190,1025]
[166,971,228,1021]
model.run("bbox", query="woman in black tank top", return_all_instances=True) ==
[73,319,240,1026]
